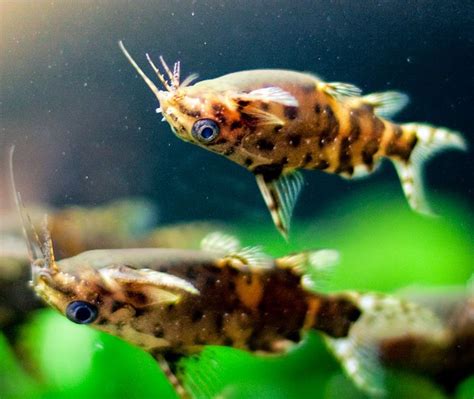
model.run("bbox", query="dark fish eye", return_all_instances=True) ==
[66,300,98,324]
[191,119,220,143]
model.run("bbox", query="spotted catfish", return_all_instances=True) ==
[22,216,454,397]
[119,42,466,238]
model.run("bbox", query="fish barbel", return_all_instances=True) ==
[119,42,466,238]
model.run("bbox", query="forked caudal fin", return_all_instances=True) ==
[324,292,447,397]
[393,123,467,216]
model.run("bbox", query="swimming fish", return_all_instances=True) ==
[21,221,450,397]
[119,42,467,238]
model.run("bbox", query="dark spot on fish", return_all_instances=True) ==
[96,318,108,325]
[212,103,223,113]
[186,267,197,280]
[362,138,380,167]
[111,300,124,313]
[134,307,146,317]
[127,290,147,305]
[303,152,313,166]
[274,125,283,133]
[215,313,224,331]
[261,103,270,111]
[256,139,275,151]
[348,112,361,143]
[318,105,339,147]
[191,309,204,323]
[280,156,289,165]
[154,325,164,338]
[230,120,242,130]
[386,135,418,162]
[223,146,236,156]
[372,116,385,137]
[238,100,250,107]
[284,106,298,120]
[178,103,201,119]
[288,134,301,147]
[314,103,322,114]
[166,303,175,312]
[245,274,253,285]
[314,159,329,170]
[228,280,236,290]
[223,336,234,346]
[335,137,353,175]
[244,157,254,167]
[316,298,361,338]
[159,266,169,273]
[253,164,283,182]
[205,275,217,289]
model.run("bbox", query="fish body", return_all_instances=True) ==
[25,225,458,398]
[120,43,466,237]
[36,245,358,355]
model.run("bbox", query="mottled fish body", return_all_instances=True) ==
[23,222,458,398]
[120,42,466,237]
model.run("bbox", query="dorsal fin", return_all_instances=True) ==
[277,249,340,291]
[201,232,272,270]
[361,91,409,118]
[233,87,299,107]
[319,81,362,101]
[255,170,304,240]
[201,232,241,255]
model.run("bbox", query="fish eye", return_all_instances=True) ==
[191,119,220,143]
[66,300,98,324]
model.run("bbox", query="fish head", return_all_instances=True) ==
[119,42,256,162]
[157,85,245,151]
[31,243,199,350]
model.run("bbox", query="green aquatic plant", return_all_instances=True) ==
[1,188,472,399]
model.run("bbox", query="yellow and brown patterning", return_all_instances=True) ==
[120,42,466,238]
[23,222,466,398]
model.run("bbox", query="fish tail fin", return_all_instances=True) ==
[324,292,446,397]
[393,123,467,216]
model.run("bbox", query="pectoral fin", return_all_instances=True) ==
[234,87,299,107]
[99,265,199,307]
[255,171,304,239]
[201,232,272,270]
[231,87,298,127]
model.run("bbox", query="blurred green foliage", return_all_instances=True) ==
[1,187,472,399]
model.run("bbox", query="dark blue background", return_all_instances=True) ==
[1,1,472,224]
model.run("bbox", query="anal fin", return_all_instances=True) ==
[255,170,304,239]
